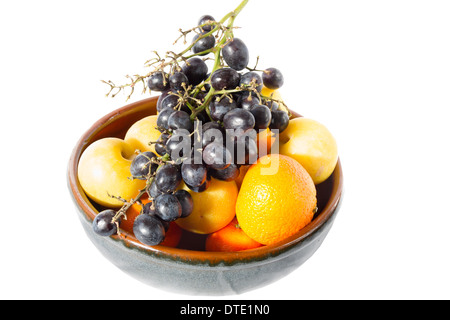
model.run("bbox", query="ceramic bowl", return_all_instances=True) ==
[67,96,344,295]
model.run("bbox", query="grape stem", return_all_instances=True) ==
[102,0,250,101]
[111,153,171,228]
[189,0,249,120]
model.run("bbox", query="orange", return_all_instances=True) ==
[160,222,182,248]
[205,218,262,252]
[236,154,317,245]
[120,196,182,248]
[175,178,238,235]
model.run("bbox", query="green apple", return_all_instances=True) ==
[279,118,338,185]
[124,115,161,155]
[78,138,146,208]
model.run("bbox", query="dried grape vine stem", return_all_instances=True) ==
[102,0,249,102]
[110,153,170,232]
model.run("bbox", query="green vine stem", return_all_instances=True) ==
[102,0,249,102]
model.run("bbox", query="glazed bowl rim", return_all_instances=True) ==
[67,96,343,266]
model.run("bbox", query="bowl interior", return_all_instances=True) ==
[68,96,343,264]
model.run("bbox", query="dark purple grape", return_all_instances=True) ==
[223,108,255,133]
[157,107,176,130]
[154,163,182,193]
[235,136,258,165]
[155,133,170,156]
[154,194,182,222]
[200,121,223,146]
[142,202,156,216]
[181,162,208,188]
[202,121,221,132]
[202,127,224,148]
[148,72,170,92]
[148,179,163,199]
[169,72,189,91]
[130,151,158,180]
[194,108,209,124]
[158,95,190,113]
[133,214,166,246]
[238,93,260,110]
[222,38,249,71]
[210,68,241,91]
[198,15,216,32]
[158,94,179,112]
[210,163,240,182]
[189,146,203,170]
[209,97,237,122]
[240,71,263,92]
[182,57,208,86]
[262,68,284,90]
[93,210,119,237]
[165,134,191,164]
[269,110,290,133]
[168,110,194,132]
[226,131,258,165]
[203,142,232,170]
[142,202,169,231]
[157,91,172,111]
[174,190,194,218]
[202,78,211,93]
[265,100,279,111]
[186,176,211,193]
[192,32,216,55]
[249,104,272,130]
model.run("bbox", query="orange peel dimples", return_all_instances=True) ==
[236,154,317,246]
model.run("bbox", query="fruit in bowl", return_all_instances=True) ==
[77,138,146,208]
[68,0,343,295]
[236,154,318,246]
[280,118,338,185]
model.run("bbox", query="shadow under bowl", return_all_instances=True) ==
[67,96,344,295]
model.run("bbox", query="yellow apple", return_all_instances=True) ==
[78,138,146,208]
[124,115,161,155]
[279,118,338,185]
[175,179,238,234]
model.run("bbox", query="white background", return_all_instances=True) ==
[1,0,449,300]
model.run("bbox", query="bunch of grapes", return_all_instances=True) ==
[93,1,289,247]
